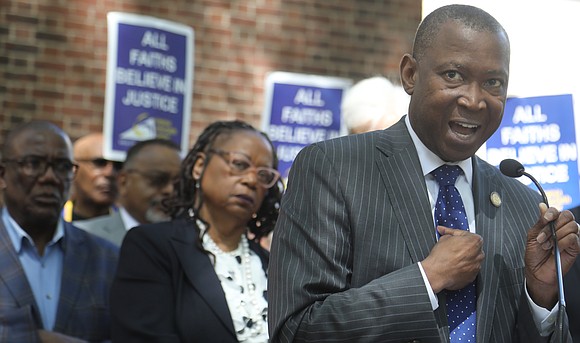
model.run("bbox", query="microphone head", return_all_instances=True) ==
[499,159,525,178]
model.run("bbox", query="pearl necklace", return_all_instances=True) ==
[203,231,243,257]
[198,220,267,340]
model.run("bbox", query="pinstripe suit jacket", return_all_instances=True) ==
[268,118,565,343]
[564,257,580,343]
[564,205,580,343]
[75,210,127,247]
[0,217,119,342]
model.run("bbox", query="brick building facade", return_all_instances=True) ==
[0,0,421,145]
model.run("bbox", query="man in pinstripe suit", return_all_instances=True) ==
[268,5,580,343]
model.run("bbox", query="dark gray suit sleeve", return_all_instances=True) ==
[268,142,441,342]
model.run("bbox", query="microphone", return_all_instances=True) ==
[499,159,567,343]
[498,158,525,178]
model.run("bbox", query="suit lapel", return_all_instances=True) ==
[472,157,503,343]
[375,121,449,335]
[103,211,127,244]
[375,120,437,263]
[53,222,88,331]
[0,218,42,327]
[169,220,236,337]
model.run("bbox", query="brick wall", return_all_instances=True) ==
[0,0,421,145]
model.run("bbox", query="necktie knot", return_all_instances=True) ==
[431,165,462,187]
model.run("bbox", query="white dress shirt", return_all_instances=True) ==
[119,206,140,231]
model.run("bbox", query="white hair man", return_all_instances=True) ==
[341,76,409,134]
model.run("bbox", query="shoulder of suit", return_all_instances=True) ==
[127,218,190,239]
[65,221,120,253]
[304,129,384,155]
[74,213,118,227]
[474,156,541,199]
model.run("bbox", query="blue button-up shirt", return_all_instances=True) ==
[2,207,64,330]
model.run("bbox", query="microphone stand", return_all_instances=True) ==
[521,170,566,343]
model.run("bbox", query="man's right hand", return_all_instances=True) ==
[421,226,484,293]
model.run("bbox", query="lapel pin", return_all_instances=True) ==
[490,191,502,208]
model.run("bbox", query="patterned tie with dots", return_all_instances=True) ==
[431,164,477,343]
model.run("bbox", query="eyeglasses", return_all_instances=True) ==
[76,158,123,171]
[125,169,179,188]
[2,156,78,180]
[209,149,280,188]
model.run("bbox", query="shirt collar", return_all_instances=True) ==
[404,115,473,185]
[119,206,140,231]
[2,207,65,253]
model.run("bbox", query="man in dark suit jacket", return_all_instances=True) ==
[565,205,580,342]
[268,5,580,343]
[0,121,118,342]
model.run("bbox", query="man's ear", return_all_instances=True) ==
[400,53,418,95]
[191,153,206,181]
[117,171,128,196]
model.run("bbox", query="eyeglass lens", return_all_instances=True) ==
[216,150,279,187]
[78,158,123,171]
[4,156,77,179]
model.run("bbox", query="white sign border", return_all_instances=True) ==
[103,12,194,161]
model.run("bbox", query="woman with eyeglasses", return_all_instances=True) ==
[110,120,283,343]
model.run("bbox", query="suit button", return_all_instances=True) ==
[405,340,421,343]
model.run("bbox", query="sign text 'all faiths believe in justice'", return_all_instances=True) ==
[261,72,351,181]
[103,12,194,161]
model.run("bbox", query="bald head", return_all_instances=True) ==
[73,132,103,158]
[413,4,509,62]
[341,76,408,134]
[3,121,71,159]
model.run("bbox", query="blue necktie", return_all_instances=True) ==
[432,165,477,343]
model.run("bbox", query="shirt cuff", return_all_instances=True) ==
[418,261,439,311]
[525,279,558,336]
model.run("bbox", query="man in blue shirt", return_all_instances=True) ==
[0,121,118,342]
